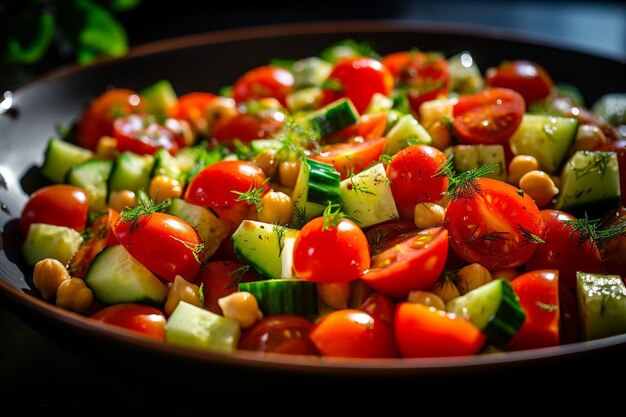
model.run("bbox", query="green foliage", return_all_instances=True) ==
[1,0,140,67]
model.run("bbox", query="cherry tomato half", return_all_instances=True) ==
[232,65,294,107]
[395,303,485,358]
[197,260,260,314]
[292,216,370,284]
[91,303,166,341]
[184,160,268,207]
[445,178,543,270]
[310,309,398,358]
[239,315,319,355]
[485,60,554,107]
[322,57,394,114]
[113,213,202,282]
[113,114,186,155]
[362,227,449,298]
[212,104,286,143]
[20,184,89,235]
[173,92,217,133]
[452,88,525,145]
[313,137,386,180]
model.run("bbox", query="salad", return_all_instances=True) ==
[19,39,626,359]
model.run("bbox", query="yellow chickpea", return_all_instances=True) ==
[413,202,445,229]
[571,124,607,153]
[456,263,493,295]
[508,155,540,186]
[148,175,183,203]
[426,120,452,151]
[95,136,118,159]
[56,278,93,313]
[279,160,301,188]
[317,282,352,309]
[33,258,70,300]
[429,276,460,303]
[258,191,293,225]
[519,170,559,207]
[164,275,203,316]
[108,190,137,212]
[407,290,446,310]
[251,150,278,178]
[206,97,238,135]
[218,291,263,328]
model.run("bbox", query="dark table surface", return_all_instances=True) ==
[2,2,625,415]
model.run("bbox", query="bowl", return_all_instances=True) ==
[1,20,625,378]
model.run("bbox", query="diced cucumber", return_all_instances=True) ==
[141,79,177,116]
[238,278,318,316]
[444,144,507,182]
[176,145,224,181]
[286,87,324,113]
[167,198,228,259]
[448,51,484,95]
[592,93,626,127]
[107,151,154,194]
[383,114,432,156]
[446,278,526,347]
[509,114,579,173]
[291,158,342,228]
[576,272,626,341]
[84,245,168,305]
[231,220,299,279]
[305,98,359,138]
[292,57,332,89]
[418,98,456,130]
[151,148,181,181]
[65,159,113,212]
[555,150,621,215]
[364,93,394,115]
[166,301,240,353]
[249,139,281,155]
[22,223,83,267]
[340,163,398,227]
[40,138,93,183]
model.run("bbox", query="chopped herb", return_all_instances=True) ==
[438,159,497,201]
[571,151,612,180]
[171,236,206,264]
[519,224,545,245]
[232,178,270,212]
[563,212,626,249]
[273,225,287,257]
[227,265,250,290]
[198,283,205,305]
[347,174,375,195]
[119,189,171,232]
[320,78,343,92]
[517,189,525,197]
[292,205,309,229]
[535,301,558,312]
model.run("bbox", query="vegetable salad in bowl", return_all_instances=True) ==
[19,39,626,359]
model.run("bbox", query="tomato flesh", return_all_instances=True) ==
[197,260,260,314]
[91,303,166,341]
[313,137,386,180]
[113,114,186,155]
[239,315,318,355]
[485,60,554,107]
[232,65,294,107]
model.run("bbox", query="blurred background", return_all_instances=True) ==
[1,0,625,91]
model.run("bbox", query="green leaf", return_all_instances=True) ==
[73,0,129,64]
[6,10,55,65]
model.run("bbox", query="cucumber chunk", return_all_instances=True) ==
[238,278,318,316]
[65,159,113,212]
[445,144,507,182]
[166,301,240,353]
[305,98,359,137]
[151,148,182,181]
[291,158,341,228]
[141,79,177,116]
[576,272,626,341]
[108,151,154,194]
[40,138,93,183]
[22,223,83,267]
[446,278,526,347]
[84,245,168,305]
[383,114,432,156]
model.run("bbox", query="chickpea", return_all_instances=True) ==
[218,291,263,328]
[251,150,278,178]
[456,263,493,295]
[95,136,118,159]
[257,191,293,225]
[279,160,300,188]
[56,278,93,313]
[108,190,137,212]
[148,175,183,203]
[508,155,540,186]
[571,124,607,153]
[414,202,445,229]
[429,276,460,303]
[519,170,559,207]
[426,120,452,151]
[33,258,70,300]
[317,282,352,309]
[407,290,446,311]
[165,275,203,316]
[206,97,238,135]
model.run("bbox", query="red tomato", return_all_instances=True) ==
[69,209,120,278]
[239,315,319,355]
[364,220,417,248]
[395,303,485,358]
[232,65,294,107]
[485,60,554,107]
[508,270,560,350]
[313,137,386,180]
[173,92,216,133]
[362,227,449,298]
[525,210,604,289]
[20,184,89,234]
[75,88,143,150]
[359,292,396,326]
[322,57,394,114]
[184,160,268,207]
[386,144,449,205]
[113,213,202,282]
[452,88,525,144]
[197,260,260,314]
[325,112,388,143]
[382,51,450,113]
[113,114,186,155]
[292,216,370,283]
[212,105,286,143]
[310,309,399,358]
[91,303,166,341]
[445,178,544,270]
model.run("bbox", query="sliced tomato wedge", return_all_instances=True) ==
[312,137,386,180]
[361,227,448,298]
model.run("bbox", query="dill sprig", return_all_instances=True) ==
[198,283,205,305]
[519,224,545,245]
[563,212,626,249]
[275,118,320,161]
[119,189,171,232]
[170,236,206,264]
[273,225,287,257]
[227,265,250,290]
[571,151,613,180]
[322,202,344,231]
[292,205,309,230]
[232,178,269,212]
[435,158,497,201]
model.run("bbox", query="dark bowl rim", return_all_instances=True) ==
[2,19,625,376]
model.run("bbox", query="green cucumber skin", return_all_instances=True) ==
[238,279,318,316]
[107,151,154,194]
[309,98,359,137]
[305,159,341,206]
[41,139,93,184]
[483,280,527,347]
